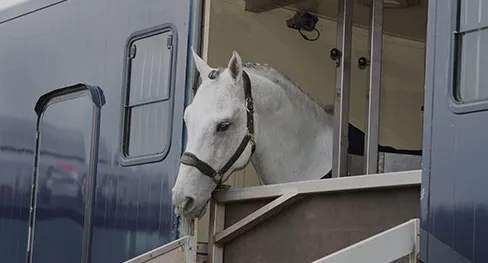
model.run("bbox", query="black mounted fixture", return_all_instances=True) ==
[286,11,320,41]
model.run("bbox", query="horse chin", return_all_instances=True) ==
[175,201,209,219]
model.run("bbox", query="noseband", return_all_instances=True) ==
[180,70,256,185]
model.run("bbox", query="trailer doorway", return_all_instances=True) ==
[196,0,427,243]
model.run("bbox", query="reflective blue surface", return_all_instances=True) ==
[0,0,191,262]
[33,94,94,262]
[421,0,488,262]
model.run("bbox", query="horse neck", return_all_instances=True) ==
[246,70,334,184]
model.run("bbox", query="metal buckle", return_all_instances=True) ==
[246,129,255,141]
[245,98,254,113]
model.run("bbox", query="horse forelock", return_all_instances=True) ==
[208,67,225,79]
[197,61,297,88]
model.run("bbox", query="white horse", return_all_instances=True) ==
[172,49,335,219]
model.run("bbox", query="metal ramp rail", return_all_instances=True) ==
[122,219,419,263]
[123,236,196,263]
[312,218,420,263]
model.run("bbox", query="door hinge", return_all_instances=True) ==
[167,35,173,49]
[129,44,137,59]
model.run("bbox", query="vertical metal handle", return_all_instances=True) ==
[332,0,354,178]
[27,83,105,263]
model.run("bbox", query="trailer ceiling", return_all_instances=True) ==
[243,0,427,42]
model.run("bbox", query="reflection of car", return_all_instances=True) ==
[39,162,85,208]
[46,163,82,197]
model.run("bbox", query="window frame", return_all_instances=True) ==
[119,23,178,167]
[449,0,488,114]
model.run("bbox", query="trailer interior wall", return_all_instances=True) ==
[197,0,427,243]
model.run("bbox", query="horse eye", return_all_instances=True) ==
[216,122,231,132]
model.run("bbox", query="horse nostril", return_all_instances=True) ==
[183,196,195,212]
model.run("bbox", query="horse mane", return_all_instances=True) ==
[242,62,332,116]
[201,61,332,116]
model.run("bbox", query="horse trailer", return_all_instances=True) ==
[0,0,485,263]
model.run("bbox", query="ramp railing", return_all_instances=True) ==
[123,235,196,263]
[311,218,420,263]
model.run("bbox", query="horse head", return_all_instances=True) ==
[172,48,256,219]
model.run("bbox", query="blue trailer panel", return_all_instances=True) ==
[0,0,194,262]
[422,0,488,262]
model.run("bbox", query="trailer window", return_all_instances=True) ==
[120,25,176,166]
[454,1,488,103]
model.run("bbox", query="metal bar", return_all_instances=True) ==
[185,236,197,263]
[214,192,300,244]
[311,219,420,263]
[202,0,211,61]
[126,97,170,108]
[411,214,420,263]
[123,236,194,263]
[332,0,353,178]
[364,0,384,174]
[187,0,206,104]
[81,105,102,263]
[25,118,42,263]
[193,219,199,263]
[408,252,417,263]
[208,199,225,263]
[26,87,103,263]
[214,170,421,203]
[178,217,195,241]
[455,24,488,35]
[178,0,206,239]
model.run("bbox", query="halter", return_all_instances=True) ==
[180,70,256,185]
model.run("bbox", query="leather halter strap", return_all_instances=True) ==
[180,70,256,184]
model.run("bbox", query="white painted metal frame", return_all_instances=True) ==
[214,170,420,203]
[332,0,354,178]
[364,0,384,174]
[208,170,421,263]
[311,218,420,263]
[179,0,208,242]
[208,200,225,263]
[123,235,196,263]
[215,191,301,244]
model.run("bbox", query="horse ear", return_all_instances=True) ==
[191,47,212,79]
[227,50,243,83]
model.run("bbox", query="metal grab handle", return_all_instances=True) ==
[26,83,106,263]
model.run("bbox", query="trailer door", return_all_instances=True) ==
[26,84,105,263]
[422,0,488,262]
